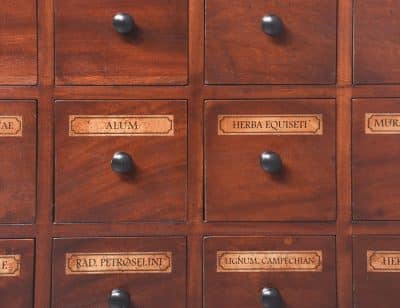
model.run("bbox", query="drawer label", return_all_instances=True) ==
[0,116,22,137]
[65,252,172,275]
[217,251,323,272]
[367,251,400,272]
[218,115,323,135]
[0,255,21,277]
[365,113,400,134]
[69,115,174,136]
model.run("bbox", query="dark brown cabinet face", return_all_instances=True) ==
[0,0,37,85]
[0,239,35,307]
[52,237,186,308]
[354,0,400,84]
[204,236,336,308]
[352,98,400,220]
[353,236,400,308]
[0,101,36,223]
[54,100,187,223]
[54,0,188,85]
[205,100,336,222]
[205,0,337,85]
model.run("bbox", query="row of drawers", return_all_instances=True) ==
[4,235,400,307]
[3,98,400,223]
[3,0,400,85]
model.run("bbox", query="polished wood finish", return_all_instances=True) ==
[54,0,188,85]
[352,98,400,220]
[204,236,336,307]
[0,0,37,85]
[0,101,36,223]
[205,0,337,84]
[0,239,35,307]
[205,99,336,221]
[353,236,400,308]
[52,237,186,307]
[354,0,400,84]
[55,100,187,223]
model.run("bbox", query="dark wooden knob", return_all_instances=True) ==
[113,13,135,34]
[111,152,134,174]
[260,151,282,173]
[262,15,284,36]
[262,288,282,308]
[109,289,130,308]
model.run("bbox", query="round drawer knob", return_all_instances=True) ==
[262,15,284,36]
[262,287,282,308]
[109,289,130,308]
[260,151,282,173]
[111,152,134,174]
[113,13,135,34]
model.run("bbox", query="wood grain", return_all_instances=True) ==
[0,101,36,224]
[353,98,400,220]
[0,0,37,85]
[55,0,188,85]
[54,100,187,223]
[205,99,336,222]
[52,237,186,308]
[205,0,337,84]
[204,236,336,308]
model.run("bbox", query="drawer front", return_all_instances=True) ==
[54,100,187,223]
[55,0,188,85]
[0,239,35,307]
[354,0,400,84]
[52,237,186,308]
[0,0,37,85]
[353,236,400,307]
[205,0,337,85]
[0,101,36,223]
[205,100,336,222]
[352,99,400,220]
[204,236,336,308]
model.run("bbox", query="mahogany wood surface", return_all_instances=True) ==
[0,101,36,223]
[54,0,188,85]
[205,99,336,222]
[205,0,337,84]
[0,239,35,307]
[353,236,400,308]
[0,0,37,85]
[0,0,394,307]
[204,236,336,308]
[52,237,186,308]
[352,98,400,220]
[54,100,187,223]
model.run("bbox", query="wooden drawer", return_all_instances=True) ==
[353,236,400,308]
[0,0,37,85]
[52,237,186,308]
[54,100,187,223]
[204,236,336,308]
[55,0,188,85]
[352,98,400,220]
[354,0,400,84]
[0,101,36,223]
[205,100,336,222]
[0,239,35,307]
[205,0,337,85]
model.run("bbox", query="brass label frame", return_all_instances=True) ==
[367,251,400,272]
[69,115,174,136]
[365,113,400,134]
[0,116,23,137]
[217,114,323,135]
[0,255,21,277]
[65,252,172,275]
[216,251,323,272]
